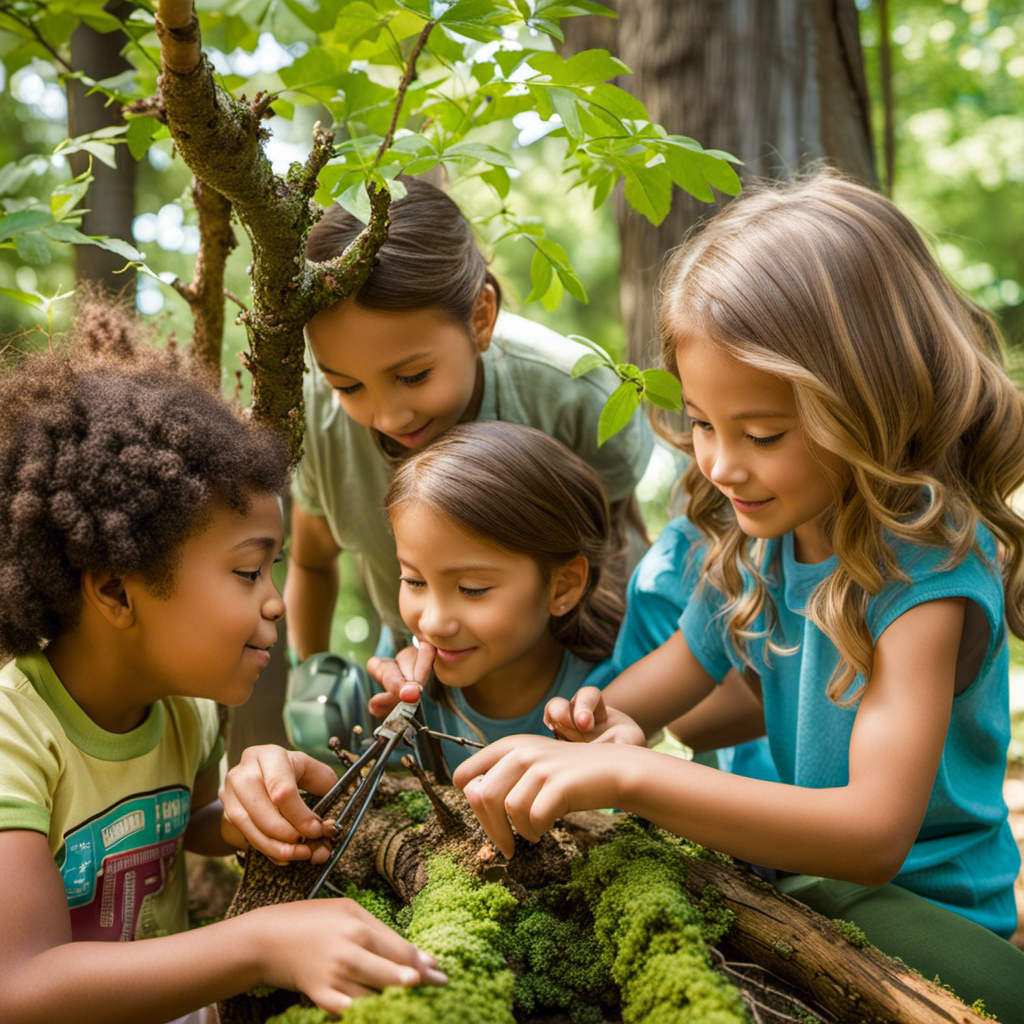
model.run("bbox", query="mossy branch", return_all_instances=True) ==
[153,0,399,460]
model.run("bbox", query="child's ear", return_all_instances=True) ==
[548,555,589,617]
[81,570,136,629]
[471,282,498,354]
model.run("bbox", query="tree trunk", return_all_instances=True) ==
[216,773,992,1024]
[67,2,137,296]
[565,0,877,365]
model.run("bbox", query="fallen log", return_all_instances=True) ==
[214,767,997,1024]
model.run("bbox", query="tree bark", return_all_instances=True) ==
[565,0,878,365]
[67,1,137,296]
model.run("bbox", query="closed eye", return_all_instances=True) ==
[690,418,712,432]
[397,368,431,387]
[400,575,426,589]
[748,432,785,447]
[459,585,492,597]
[234,569,262,582]
[334,382,362,395]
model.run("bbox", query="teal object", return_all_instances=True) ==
[283,652,376,765]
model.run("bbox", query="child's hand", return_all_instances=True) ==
[366,641,436,718]
[452,735,627,859]
[256,898,447,1016]
[544,687,646,746]
[220,745,340,864]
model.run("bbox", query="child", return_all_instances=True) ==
[0,302,444,1024]
[451,170,1024,1021]
[286,177,652,660]
[223,420,622,844]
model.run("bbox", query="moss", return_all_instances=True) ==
[501,886,616,1024]
[265,1008,334,1024]
[342,856,517,1024]
[971,998,996,1019]
[570,825,749,1024]
[829,918,870,949]
[334,878,399,929]
[773,940,794,960]
[696,885,734,947]
[384,790,431,825]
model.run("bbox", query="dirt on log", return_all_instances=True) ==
[215,767,995,1024]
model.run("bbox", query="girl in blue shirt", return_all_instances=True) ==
[452,170,1024,1021]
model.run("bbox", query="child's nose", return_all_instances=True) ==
[419,599,458,638]
[373,398,414,434]
[262,589,285,622]
[709,444,748,486]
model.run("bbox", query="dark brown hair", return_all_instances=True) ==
[0,298,290,658]
[305,177,502,331]
[384,421,624,663]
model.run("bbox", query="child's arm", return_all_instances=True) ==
[0,829,444,1024]
[454,598,963,888]
[183,763,235,856]
[284,503,342,662]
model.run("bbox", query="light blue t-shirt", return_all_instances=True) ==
[420,650,607,770]
[588,516,778,782]
[681,524,1019,937]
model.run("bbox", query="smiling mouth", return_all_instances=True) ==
[391,422,433,446]
[433,646,476,662]
[730,496,774,512]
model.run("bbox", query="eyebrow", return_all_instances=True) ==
[684,398,794,420]
[317,352,430,378]
[400,560,503,576]
[231,536,278,553]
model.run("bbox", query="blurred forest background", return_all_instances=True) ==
[1,0,1022,687]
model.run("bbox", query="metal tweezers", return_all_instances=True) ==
[305,699,484,898]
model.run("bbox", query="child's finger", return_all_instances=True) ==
[568,687,606,732]
[410,640,436,686]
[543,697,585,741]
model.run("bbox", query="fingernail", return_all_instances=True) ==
[416,951,437,968]
[425,968,448,985]
[336,994,353,1009]
[399,967,420,986]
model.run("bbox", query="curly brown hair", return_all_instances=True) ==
[0,298,290,658]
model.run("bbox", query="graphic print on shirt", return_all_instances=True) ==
[60,785,191,941]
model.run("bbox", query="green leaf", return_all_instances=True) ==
[639,368,682,410]
[0,286,46,309]
[568,333,614,362]
[337,180,373,225]
[442,141,516,168]
[697,151,742,196]
[0,209,54,241]
[545,86,583,139]
[88,236,145,263]
[125,115,159,160]
[616,362,640,378]
[664,145,714,202]
[15,232,51,265]
[50,179,90,220]
[529,48,629,86]
[539,270,563,312]
[525,247,554,304]
[43,223,93,245]
[621,162,673,225]
[480,165,510,199]
[571,352,608,378]
[597,380,642,446]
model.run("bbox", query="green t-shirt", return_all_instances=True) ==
[293,311,654,634]
[0,653,223,942]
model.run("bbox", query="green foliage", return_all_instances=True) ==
[384,790,431,824]
[829,918,870,949]
[861,0,1024,346]
[570,335,682,443]
[0,0,737,333]
[501,887,616,1023]
[569,824,748,1024]
[338,856,517,1024]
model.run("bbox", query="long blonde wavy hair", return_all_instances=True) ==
[658,168,1024,705]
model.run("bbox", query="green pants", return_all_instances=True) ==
[777,874,1024,1024]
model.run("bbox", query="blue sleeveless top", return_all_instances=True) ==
[681,523,1019,937]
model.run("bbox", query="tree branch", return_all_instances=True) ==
[373,20,435,169]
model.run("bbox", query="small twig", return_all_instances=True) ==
[224,290,248,312]
[372,20,435,169]
[400,755,464,833]
[0,7,73,73]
